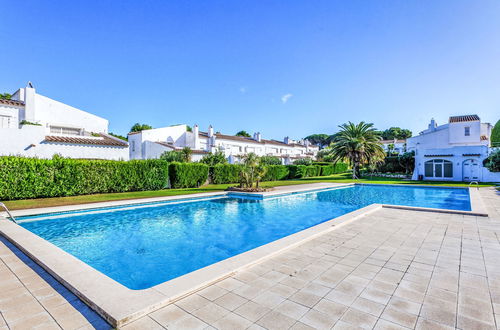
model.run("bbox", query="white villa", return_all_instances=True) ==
[128,124,319,164]
[0,83,129,160]
[407,115,499,182]
[380,139,406,155]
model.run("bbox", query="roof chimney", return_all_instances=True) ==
[208,125,214,137]
[428,118,437,131]
[284,136,290,145]
[253,132,262,142]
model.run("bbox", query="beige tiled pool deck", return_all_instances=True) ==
[1,187,499,329]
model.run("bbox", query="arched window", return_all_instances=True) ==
[424,159,453,178]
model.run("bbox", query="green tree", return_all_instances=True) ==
[130,123,153,132]
[304,134,331,149]
[483,149,500,172]
[0,93,12,100]
[239,153,267,188]
[329,122,386,179]
[260,156,281,165]
[200,151,227,165]
[398,151,415,174]
[180,147,192,162]
[235,130,251,137]
[381,127,412,140]
[491,120,500,146]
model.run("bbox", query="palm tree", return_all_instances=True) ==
[329,122,385,179]
[239,153,267,188]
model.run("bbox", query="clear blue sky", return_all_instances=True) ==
[1,1,499,139]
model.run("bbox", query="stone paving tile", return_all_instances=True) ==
[2,188,500,329]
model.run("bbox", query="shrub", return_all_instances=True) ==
[0,157,169,200]
[210,164,242,184]
[483,150,500,172]
[262,165,290,181]
[287,165,319,178]
[200,152,227,166]
[320,163,349,176]
[168,162,209,188]
[260,156,282,165]
[293,158,313,165]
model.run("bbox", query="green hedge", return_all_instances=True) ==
[210,164,243,184]
[168,162,209,188]
[0,157,169,200]
[320,163,349,176]
[262,165,290,181]
[288,165,320,179]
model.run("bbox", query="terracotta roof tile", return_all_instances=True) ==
[449,115,480,123]
[0,99,24,107]
[44,134,128,147]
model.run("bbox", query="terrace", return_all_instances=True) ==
[1,185,499,329]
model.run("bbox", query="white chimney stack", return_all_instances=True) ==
[284,136,290,145]
[193,124,200,150]
[428,118,437,131]
[253,132,262,142]
[208,125,214,137]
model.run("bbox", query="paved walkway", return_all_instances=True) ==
[1,187,499,329]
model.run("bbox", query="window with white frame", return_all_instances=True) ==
[0,115,12,128]
[50,126,81,135]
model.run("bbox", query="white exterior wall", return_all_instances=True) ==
[408,118,499,182]
[0,126,128,160]
[0,104,21,128]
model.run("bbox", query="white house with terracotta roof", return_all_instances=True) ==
[0,83,128,160]
[128,124,319,164]
[407,115,499,182]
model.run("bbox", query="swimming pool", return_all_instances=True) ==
[18,185,470,290]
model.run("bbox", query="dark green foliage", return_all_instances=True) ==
[0,157,169,200]
[380,127,412,140]
[19,120,42,126]
[210,164,243,184]
[200,152,227,166]
[260,156,282,165]
[293,158,313,165]
[320,163,349,176]
[262,165,290,181]
[109,132,128,141]
[491,120,500,146]
[235,130,251,137]
[483,149,500,172]
[303,134,331,149]
[168,162,209,188]
[376,156,406,173]
[287,165,319,178]
[130,123,152,132]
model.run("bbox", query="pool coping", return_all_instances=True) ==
[0,183,487,327]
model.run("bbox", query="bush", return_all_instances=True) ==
[0,157,169,200]
[376,156,406,173]
[210,164,243,184]
[262,165,290,181]
[293,158,313,165]
[288,165,319,178]
[168,162,209,188]
[260,156,282,165]
[483,150,500,172]
[200,152,227,166]
[320,163,349,176]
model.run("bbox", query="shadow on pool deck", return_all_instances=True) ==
[0,236,111,329]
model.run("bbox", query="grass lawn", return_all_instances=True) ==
[3,173,495,211]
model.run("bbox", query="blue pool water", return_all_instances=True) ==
[19,185,470,290]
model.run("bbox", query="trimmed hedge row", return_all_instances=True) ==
[210,164,243,184]
[0,157,349,200]
[168,162,209,188]
[0,157,169,200]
